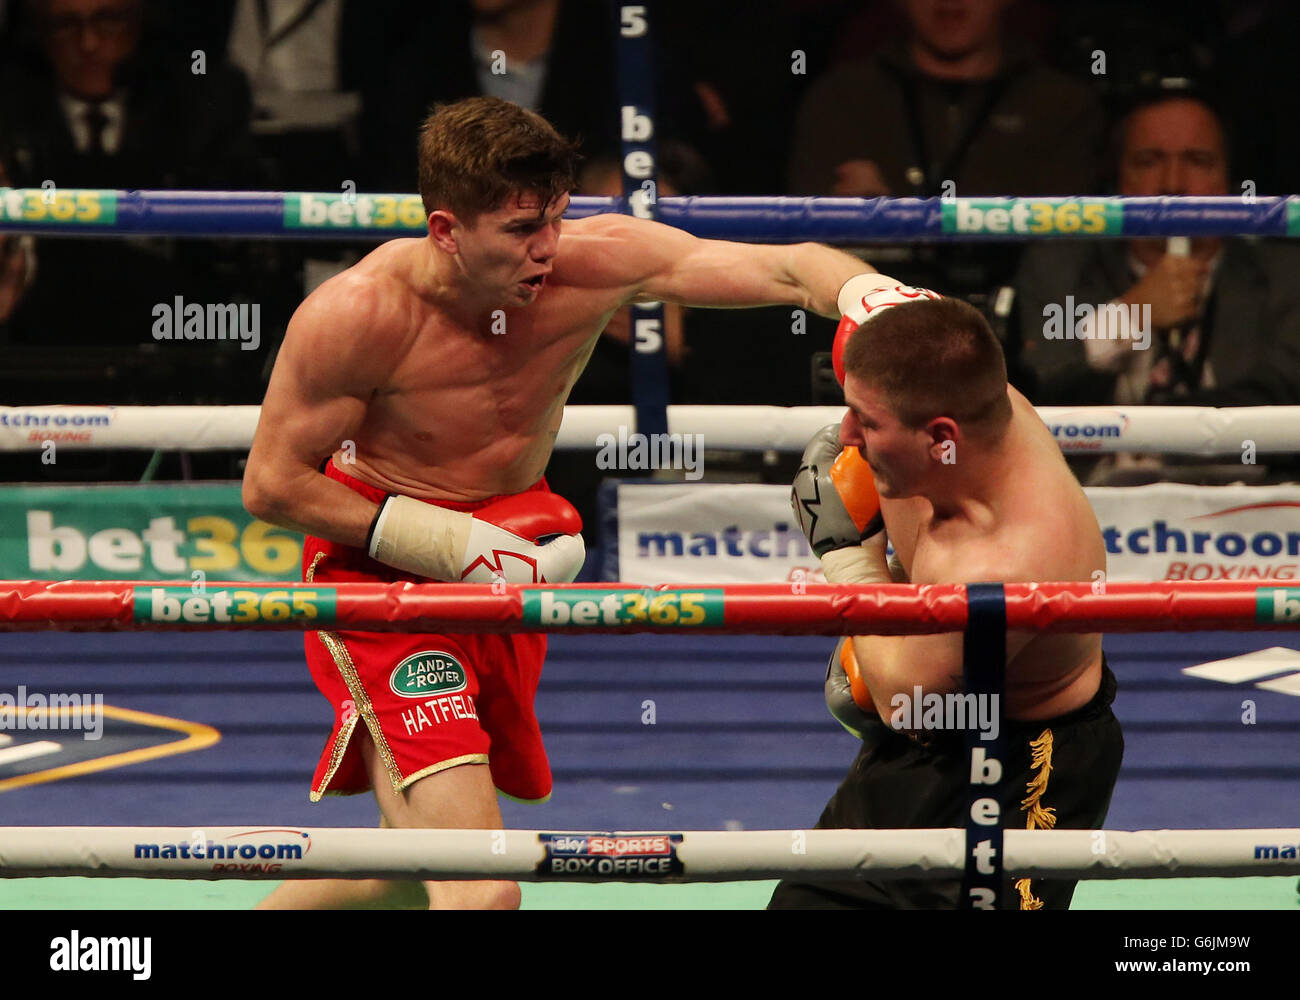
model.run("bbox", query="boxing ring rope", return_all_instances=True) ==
[2,827,1297,881]
[1,190,1297,241]
[4,188,1298,897]
[1,580,1297,634]
[3,403,1299,454]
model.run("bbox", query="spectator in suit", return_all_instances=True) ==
[0,0,260,190]
[0,0,263,394]
[1014,88,1300,408]
[1012,87,1300,483]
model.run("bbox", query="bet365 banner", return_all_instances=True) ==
[0,483,301,581]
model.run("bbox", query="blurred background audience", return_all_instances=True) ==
[0,0,1298,486]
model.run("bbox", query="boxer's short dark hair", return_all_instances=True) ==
[842,298,1012,432]
[417,97,580,224]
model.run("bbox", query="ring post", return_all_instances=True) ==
[961,583,1007,909]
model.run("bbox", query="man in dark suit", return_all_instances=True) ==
[0,0,260,190]
[1013,88,1300,410]
[0,0,262,359]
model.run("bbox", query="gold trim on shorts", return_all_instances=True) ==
[1014,728,1056,910]
[310,627,407,798]
[400,753,490,792]
[306,549,408,798]
[305,549,490,799]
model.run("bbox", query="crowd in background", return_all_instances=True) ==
[2,0,1299,487]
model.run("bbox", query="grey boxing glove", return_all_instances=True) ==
[791,424,889,583]
[825,636,876,739]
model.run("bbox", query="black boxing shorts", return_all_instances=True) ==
[768,660,1123,910]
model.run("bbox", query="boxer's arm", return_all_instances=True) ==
[242,277,400,546]
[580,214,872,318]
[851,557,1035,723]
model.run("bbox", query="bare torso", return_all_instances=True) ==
[881,388,1107,719]
[327,218,631,501]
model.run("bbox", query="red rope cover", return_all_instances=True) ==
[0,580,1293,634]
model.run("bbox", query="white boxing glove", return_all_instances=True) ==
[833,273,942,384]
[368,491,585,584]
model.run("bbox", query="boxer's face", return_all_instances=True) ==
[439,190,566,307]
[840,375,931,498]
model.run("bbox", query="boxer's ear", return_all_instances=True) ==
[427,210,459,253]
[925,418,959,463]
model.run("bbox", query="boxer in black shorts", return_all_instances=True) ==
[770,643,1122,909]
[772,286,1124,910]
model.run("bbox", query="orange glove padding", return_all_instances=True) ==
[829,445,884,540]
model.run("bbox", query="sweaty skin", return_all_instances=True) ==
[244,192,870,911]
[243,194,868,550]
[847,385,1105,722]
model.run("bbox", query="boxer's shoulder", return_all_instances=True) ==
[289,244,422,352]
[551,214,672,302]
[556,212,678,265]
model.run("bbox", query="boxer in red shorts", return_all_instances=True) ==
[303,458,565,806]
[242,96,885,909]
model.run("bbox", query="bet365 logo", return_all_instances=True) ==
[1258,588,1300,624]
[941,199,1120,235]
[522,589,723,627]
[132,586,336,625]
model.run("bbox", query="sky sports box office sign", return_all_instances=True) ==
[599,480,1300,585]
[4,481,1299,586]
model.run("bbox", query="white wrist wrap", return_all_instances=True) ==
[821,535,892,585]
[368,495,470,582]
[837,273,900,318]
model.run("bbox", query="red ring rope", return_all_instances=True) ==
[0,580,1294,633]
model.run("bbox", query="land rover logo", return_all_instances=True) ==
[390,652,468,698]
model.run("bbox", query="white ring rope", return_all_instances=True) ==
[1,827,1296,881]
[1,404,1298,455]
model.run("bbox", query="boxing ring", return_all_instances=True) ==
[4,185,1300,908]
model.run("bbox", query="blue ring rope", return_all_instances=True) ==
[2,190,1295,240]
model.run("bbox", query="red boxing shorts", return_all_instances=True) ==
[304,459,552,803]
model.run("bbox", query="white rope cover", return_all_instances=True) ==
[1,827,1296,881]
[1,404,1298,455]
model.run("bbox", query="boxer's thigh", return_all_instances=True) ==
[474,632,552,802]
[360,732,504,830]
[334,629,493,793]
